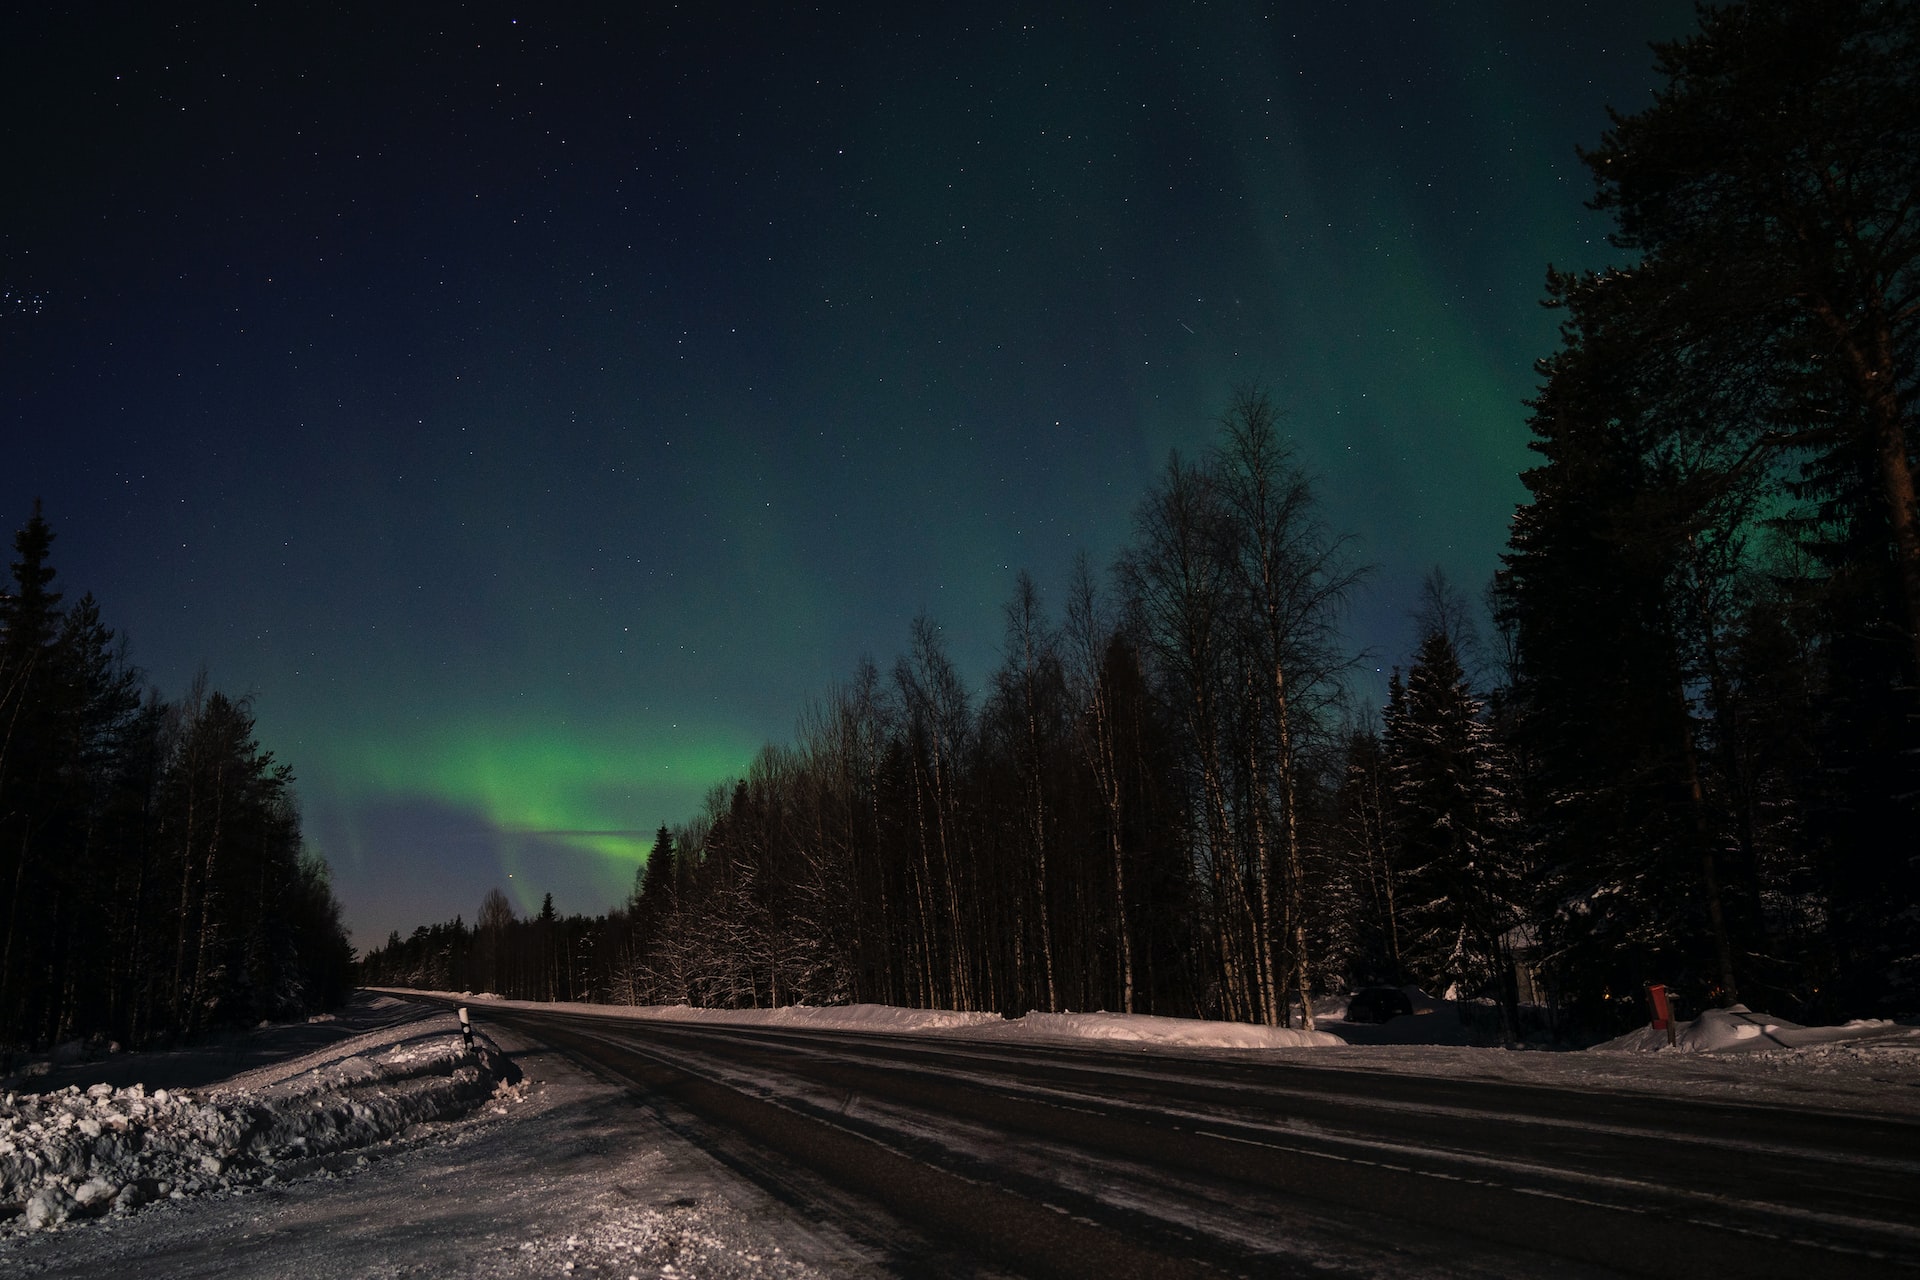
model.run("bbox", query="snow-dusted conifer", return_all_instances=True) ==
[1384,630,1519,1013]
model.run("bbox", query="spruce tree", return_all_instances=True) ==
[1384,632,1518,1018]
[1496,301,1733,1030]
[0,507,350,1048]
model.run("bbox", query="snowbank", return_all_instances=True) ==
[986,1009,1338,1049]
[1594,1004,1920,1054]
[381,991,1920,1118]
[395,991,1344,1050]
[638,1001,1005,1036]
[0,1014,518,1234]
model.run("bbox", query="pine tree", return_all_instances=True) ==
[1498,0,1920,1021]
[1583,0,1920,678]
[0,503,66,1043]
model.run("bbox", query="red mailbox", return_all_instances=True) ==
[1647,984,1677,1046]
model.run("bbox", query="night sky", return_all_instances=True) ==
[4,2,1693,950]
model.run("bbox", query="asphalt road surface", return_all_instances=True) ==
[420,998,1920,1279]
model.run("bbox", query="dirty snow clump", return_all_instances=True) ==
[0,1027,516,1234]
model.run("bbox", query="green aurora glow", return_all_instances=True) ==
[7,2,1701,945]
[321,721,759,915]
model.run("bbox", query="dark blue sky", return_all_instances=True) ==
[3,2,1694,948]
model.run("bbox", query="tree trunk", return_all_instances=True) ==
[1814,302,1920,679]
[1677,682,1738,1005]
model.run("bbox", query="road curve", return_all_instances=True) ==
[420,998,1920,1279]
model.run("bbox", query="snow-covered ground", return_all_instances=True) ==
[2,997,437,1098]
[1595,1002,1908,1054]
[1313,996,1920,1115]
[4,989,1916,1276]
[394,988,1920,1116]
[1,995,518,1235]
[425,991,1342,1050]
[1,994,887,1277]
[0,990,1347,1256]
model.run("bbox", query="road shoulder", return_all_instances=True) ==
[2,1012,890,1278]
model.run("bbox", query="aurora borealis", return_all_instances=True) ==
[4,2,1694,948]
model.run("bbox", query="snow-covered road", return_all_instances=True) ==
[5,991,1917,1277]
[462,1001,1920,1278]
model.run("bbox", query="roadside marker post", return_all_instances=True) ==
[458,1006,474,1055]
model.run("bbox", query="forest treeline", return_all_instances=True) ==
[363,0,1918,1036]
[0,505,353,1060]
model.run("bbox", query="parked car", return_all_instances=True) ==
[1345,986,1414,1024]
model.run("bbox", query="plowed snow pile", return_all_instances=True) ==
[408,992,1344,1049]
[0,1013,517,1235]
[1596,1003,1919,1054]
